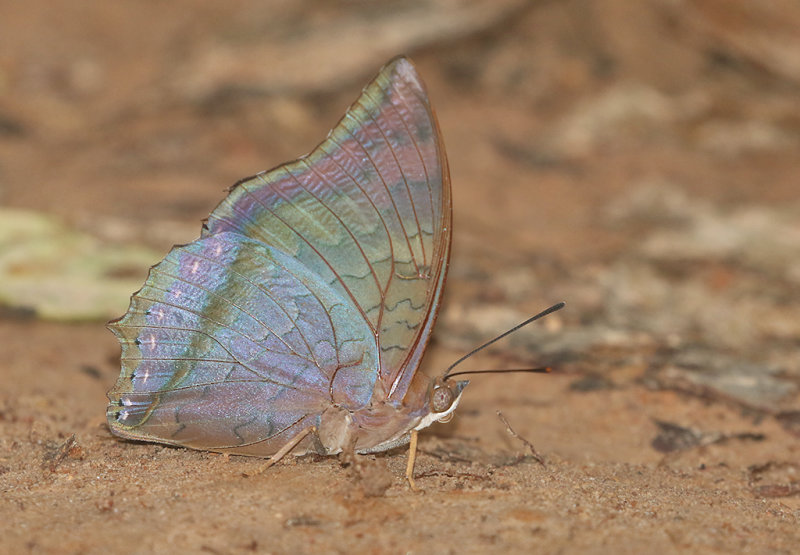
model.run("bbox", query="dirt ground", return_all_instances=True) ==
[2,1,800,553]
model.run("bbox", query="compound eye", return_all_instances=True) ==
[431,385,454,413]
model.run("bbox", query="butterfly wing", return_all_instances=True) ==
[203,57,451,402]
[107,57,451,455]
[107,232,377,455]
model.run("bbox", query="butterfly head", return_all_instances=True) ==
[420,303,566,432]
[428,377,469,424]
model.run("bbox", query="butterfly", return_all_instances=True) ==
[107,56,466,488]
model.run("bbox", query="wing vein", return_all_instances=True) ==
[243,176,375,336]
[337,116,421,275]
[374,78,438,268]
[314,142,394,344]
[151,256,320,367]
[289,161,384,301]
[358,89,428,269]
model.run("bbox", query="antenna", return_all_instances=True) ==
[443,301,565,381]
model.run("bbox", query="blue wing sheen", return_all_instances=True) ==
[107,232,378,452]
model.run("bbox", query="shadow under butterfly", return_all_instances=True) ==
[106,56,563,489]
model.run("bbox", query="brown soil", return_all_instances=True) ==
[2,2,799,553]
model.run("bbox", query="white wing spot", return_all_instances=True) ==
[147,333,157,351]
[191,259,200,274]
[214,243,223,256]
[156,307,165,321]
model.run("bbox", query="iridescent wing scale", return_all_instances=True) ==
[203,57,450,400]
[107,232,377,455]
[107,57,450,454]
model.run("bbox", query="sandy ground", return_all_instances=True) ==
[2,1,800,553]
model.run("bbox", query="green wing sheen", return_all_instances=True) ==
[203,57,452,401]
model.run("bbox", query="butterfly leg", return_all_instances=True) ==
[337,426,360,471]
[405,429,420,491]
[247,425,316,476]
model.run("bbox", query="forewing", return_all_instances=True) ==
[107,232,376,456]
[204,57,451,400]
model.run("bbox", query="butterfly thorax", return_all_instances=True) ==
[345,374,468,454]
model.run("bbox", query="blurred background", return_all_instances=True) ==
[2,1,799,552]
[3,0,798,423]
